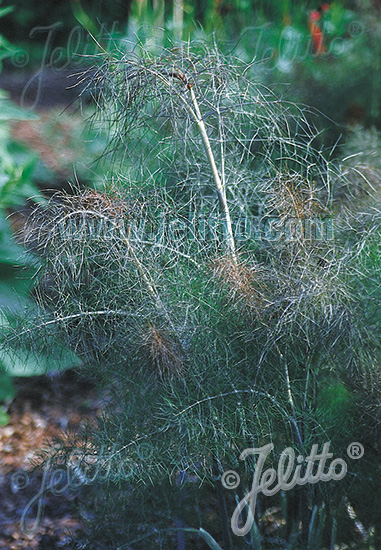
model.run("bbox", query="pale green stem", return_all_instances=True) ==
[142,65,238,262]
[173,0,183,41]
[188,85,237,262]
[122,233,175,329]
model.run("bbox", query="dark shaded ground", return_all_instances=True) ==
[0,370,103,549]
[0,69,92,110]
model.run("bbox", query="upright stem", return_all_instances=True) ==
[213,459,233,550]
[279,351,310,544]
[173,0,183,41]
[155,67,238,262]
[153,0,165,44]
[188,86,237,263]
[123,232,175,330]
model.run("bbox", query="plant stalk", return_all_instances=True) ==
[188,85,237,263]
[153,66,238,262]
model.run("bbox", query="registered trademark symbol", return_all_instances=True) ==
[349,21,364,37]
[347,442,364,460]
[136,441,153,460]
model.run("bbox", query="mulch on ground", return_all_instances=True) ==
[0,370,103,549]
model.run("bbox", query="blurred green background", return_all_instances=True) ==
[0,0,379,134]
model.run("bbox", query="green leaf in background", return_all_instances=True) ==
[0,310,16,424]
[0,6,14,20]
[0,267,36,311]
[0,213,33,266]
[0,93,39,121]
[0,408,10,426]
[0,346,82,377]
[0,311,82,377]
[0,2,80,410]
[0,2,16,71]
[317,380,354,418]
[0,367,15,401]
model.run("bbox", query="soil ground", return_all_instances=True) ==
[0,370,103,549]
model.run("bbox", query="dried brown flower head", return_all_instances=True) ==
[211,255,269,317]
[141,325,184,381]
